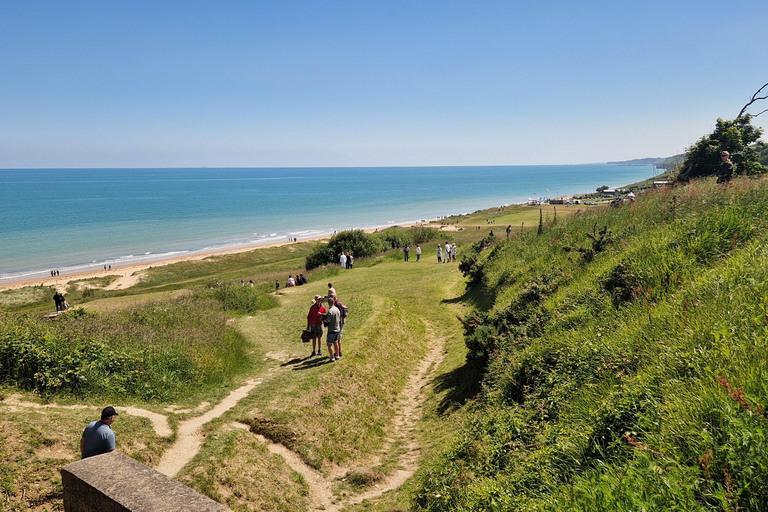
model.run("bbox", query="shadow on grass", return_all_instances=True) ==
[283,356,333,371]
[441,285,493,312]
[432,359,485,415]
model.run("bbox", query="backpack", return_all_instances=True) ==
[336,301,349,319]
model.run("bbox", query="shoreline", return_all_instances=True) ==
[0,235,329,292]
[0,221,443,292]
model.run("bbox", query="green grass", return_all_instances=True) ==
[413,176,768,511]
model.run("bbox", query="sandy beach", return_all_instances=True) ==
[0,222,450,293]
[0,235,329,293]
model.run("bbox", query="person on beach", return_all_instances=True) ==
[340,253,347,269]
[416,245,421,262]
[717,151,734,184]
[437,244,442,263]
[327,283,336,300]
[80,406,118,459]
[325,296,342,362]
[404,245,410,261]
[307,295,327,357]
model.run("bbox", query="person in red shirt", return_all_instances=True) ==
[307,295,327,357]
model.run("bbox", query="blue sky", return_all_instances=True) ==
[1,1,766,168]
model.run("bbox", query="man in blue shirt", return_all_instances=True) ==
[80,406,118,458]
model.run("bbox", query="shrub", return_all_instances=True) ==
[200,283,277,314]
[305,230,385,269]
[0,296,250,400]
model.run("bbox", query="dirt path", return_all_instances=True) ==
[2,321,447,510]
[1,395,171,437]
[234,323,447,511]
[155,378,262,477]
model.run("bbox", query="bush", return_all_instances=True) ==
[0,296,251,400]
[305,230,385,269]
[200,283,277,314]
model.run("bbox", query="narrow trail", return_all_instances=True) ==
[1,395,171,437]
[235,323,447,511]
[155,378,262,477]
[2,321,448,510]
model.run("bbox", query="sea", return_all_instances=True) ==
[0,165,657,283]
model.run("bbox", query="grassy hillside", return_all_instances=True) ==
[414,177,768,510]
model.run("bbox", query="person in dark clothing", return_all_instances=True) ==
[716,151,734,184]
[53,292,63,312]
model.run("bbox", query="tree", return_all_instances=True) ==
[677,116,765,182]
[737,82,768,119]
[596,185,609,193]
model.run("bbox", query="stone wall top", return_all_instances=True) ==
[61,452,231,512]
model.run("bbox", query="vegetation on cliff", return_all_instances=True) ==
[414,177,768,510]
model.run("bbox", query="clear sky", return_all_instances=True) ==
[1,1,766,168]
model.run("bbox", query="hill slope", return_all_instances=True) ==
[414,177,768,511]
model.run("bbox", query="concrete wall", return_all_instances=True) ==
[61,452,231,512]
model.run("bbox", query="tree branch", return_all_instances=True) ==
[737,82,768,118]
[753,108,768,118]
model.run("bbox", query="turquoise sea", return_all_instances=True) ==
[0,165,657,283]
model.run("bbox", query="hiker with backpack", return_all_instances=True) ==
[333,296,349,358]
[307,295,327,357]
[325,296,342,362]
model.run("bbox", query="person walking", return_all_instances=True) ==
[416,244,421,262]
[325,297,342,362]
[445,242,452,263]
[404,245,410,261]
[80,406,119,459]
[452,243,458,262]
[307,295,327,357]
[437,244,442,263]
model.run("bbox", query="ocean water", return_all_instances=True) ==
[0,165,656,283]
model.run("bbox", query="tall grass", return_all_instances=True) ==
[414,177,768,510]
[0,295,253,400]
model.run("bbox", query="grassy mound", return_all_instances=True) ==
[415,178,768,511]
[0,295,254,400]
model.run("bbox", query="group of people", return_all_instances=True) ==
[436,242,457,263]
[339,252,353,269]
[53,291,69,312]
[49,269,60,277]
[402,245,423,262]
[306,282,348,363]
[277,274,308,289]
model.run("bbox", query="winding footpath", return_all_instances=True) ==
[3,325,447,510]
